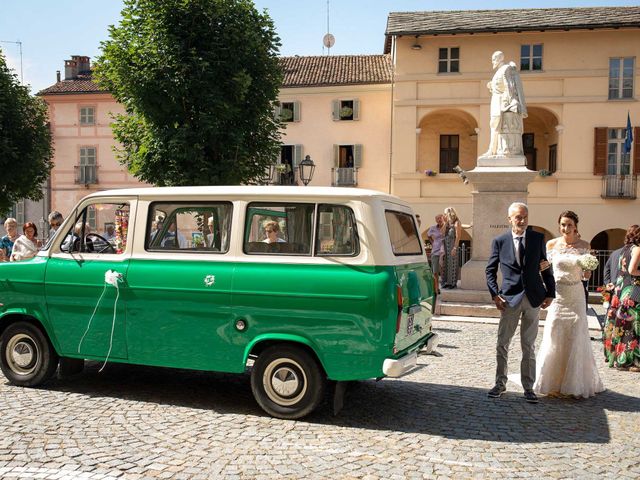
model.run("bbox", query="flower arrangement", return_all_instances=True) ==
[275,163,290,174]
[577,253,599,271]
[339,106,353,119]
[424,169,437,177]
[279,108,293,121]
[538,169,552,177]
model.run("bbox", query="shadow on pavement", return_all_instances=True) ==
[10,360,636,444]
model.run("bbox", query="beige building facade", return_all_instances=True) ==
[385,7,640,251]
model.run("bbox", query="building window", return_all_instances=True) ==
[15,200,25,225]
[79,106,95,125]
[548,144,557,173]
[333,99,360,121]
[439,135,459,173]
[609,57,634,99]
[78,147,98,184]
[278,145,302,185]
[523,133,537,170]
[520,44,543,71]
[276,101,300,122]
[438,47,459,73]
[607,128,631,175]
[332,144,362,186]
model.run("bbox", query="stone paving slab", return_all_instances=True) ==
[0,320,638,479]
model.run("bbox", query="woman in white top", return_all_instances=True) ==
[10,222,40,262]
[262,221,286,244]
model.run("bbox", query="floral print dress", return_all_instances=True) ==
[603,245,640,369]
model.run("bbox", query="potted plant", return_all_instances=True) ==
[538,169,552,177]
[280,108,293,121]
[424,169,437,177]
[339,106,353,119]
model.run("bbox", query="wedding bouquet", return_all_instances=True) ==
[577,253,599,271]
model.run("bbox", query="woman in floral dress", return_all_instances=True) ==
[441,207,462,289]
[603,224,640,372]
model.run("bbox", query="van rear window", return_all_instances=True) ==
[385,210,422,256]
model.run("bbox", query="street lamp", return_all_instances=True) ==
[298,155,315,186]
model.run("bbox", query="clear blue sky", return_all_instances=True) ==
[0,0,636,94]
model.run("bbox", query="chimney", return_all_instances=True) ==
[64,59,78,80]
[72,55,91,75]
[56,70,61,82]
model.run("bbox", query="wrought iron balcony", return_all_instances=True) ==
[601,174,637,199]
[74,165,98,185]
[332,167,358,187]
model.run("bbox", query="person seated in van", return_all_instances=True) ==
[262,221,286,244]
[10,222,41,261]
[61,221,90,252]
[104,224,116,242]
[159,221,187,248]
[206,216,217,248]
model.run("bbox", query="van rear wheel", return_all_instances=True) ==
[251,345,325,419]
[0,322,59,387]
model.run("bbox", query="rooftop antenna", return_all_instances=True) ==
[322,0,335,55]
[0,39,23,83]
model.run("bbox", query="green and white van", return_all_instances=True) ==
[0,186,438,419]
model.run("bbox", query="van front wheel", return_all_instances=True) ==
[0,322,59,387]
[251,345,325,419]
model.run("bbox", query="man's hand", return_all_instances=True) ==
[582,270,592,281]
[539,259,550,272]
[540,297,553,309]
[493,295,507,312]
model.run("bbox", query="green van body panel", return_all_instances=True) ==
[44,257,129,360]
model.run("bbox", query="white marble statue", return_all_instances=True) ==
[484,51,528,158]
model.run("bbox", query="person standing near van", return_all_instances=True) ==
[442,207,462,289]
[426,214,445,295]
[485,202,555,403]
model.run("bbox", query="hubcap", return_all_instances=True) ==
[263,357,308,407]
[5,334,39,376]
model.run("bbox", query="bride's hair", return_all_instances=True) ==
[558,210,579,226]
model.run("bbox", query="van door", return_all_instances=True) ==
[124,201,235,371]
[45,199,134,359]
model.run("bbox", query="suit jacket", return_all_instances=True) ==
[486,228,555,308]
[603,247,623,285]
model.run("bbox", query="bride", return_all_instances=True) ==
[534,210,605,398]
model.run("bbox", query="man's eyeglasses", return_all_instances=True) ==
[50,223,60,228]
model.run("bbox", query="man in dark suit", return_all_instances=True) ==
[604,247,623,286]
[486,202,555,403]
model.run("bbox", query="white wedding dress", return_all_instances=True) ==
[534,249,605,398]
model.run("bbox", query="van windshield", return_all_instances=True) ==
[385,210,422,256]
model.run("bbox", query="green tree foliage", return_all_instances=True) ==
[95,0,283,186]
[0,50,53,214]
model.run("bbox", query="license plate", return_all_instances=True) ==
[406,314,414,335]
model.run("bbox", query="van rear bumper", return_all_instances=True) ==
[382,333,440,378]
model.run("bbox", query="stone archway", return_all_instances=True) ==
[417,109,479,173]
[530,225,554,244]
[522,107,560,172]
[592,228,627,250]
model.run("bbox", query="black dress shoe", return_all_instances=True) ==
[524,390,539,403]
[487,384,506,398]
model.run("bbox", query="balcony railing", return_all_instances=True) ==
[275,171,296,185]
[332,167,358,187]
[601,174,637,199]
[74,165,98,185]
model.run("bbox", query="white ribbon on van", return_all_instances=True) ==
[77,270,123,372]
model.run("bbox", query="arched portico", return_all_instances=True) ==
[522,107,560,172]
[417,109,479,173]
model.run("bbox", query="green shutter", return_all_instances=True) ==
[273,103,281,120]
[353,99,360,121]
[354,145,363,168]
[333,145,340,167]
[293,101,301,122]
[293,145,303,169]
[332,100,340,121]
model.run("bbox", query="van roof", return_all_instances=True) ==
[86,185,406,203]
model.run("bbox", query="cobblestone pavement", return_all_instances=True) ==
[1,320,639,479]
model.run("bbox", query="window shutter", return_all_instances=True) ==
[593,127,607,175]
[273,103,281,120]
[634,127,640,175]
[293,101,301,122]
[333,145,340,167]
[352,99,360,121]
[354,144,363,168]
[332,100,340,121]
[293,145,303,170]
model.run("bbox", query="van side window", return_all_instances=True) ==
[316,204,359,256]
[146,202,232,252]
[60,202,129,254]
[244,202,314,255]
[385,210,422,256]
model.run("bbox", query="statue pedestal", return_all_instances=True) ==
[459,165,537,291]
[477,154,527,168]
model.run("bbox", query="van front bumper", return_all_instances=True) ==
[382,333,440,378]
